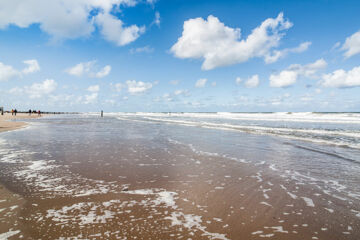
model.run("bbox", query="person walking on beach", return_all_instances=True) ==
[38,110,41,116]
[11,109,14,115]
[29,109,31,115]
[14,109,17,116]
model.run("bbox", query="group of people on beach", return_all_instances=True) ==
[28,109,41,116]
[11,109,18,116]
[10,109,41,116]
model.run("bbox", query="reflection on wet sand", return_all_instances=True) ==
[0,115,359,239]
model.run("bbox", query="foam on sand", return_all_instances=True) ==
[0,230,21,239]
[301,197,315,207]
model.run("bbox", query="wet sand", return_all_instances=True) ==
[0,113,41,239]
[0,115,359,239]
[0,113,41,133]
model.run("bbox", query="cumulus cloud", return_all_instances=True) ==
[264,41,311,63]
[321,66,360,88]
[270,58,327,88]
[0,62,20,81]
[87,85,100,92]
[195,78,207,88]
[95,12,145,46]
[0,0,143,45]
[26,79,57,99]
[170,13,308,70]
[22,59,40,74]
[126,80,153,94]
[84,93,98,104]
[342,30,360,58]
[66,61,111,78]
[0,59,40,81]
[9,79,57,98]
[244,75,260,88]
[95,65,111,78]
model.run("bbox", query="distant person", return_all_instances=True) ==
[38,110,41,116]
[29,109,31,115]
[14,109,17,116]
[11,109,14,116]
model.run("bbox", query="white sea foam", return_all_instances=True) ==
[0,230,21,239]
[114,112,360,149]
[302,197,315,207]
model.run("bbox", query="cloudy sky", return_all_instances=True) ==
[0,0,359,112]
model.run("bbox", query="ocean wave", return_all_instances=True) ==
[115,115,360,150]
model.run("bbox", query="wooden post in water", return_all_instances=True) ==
[101,110,103,117]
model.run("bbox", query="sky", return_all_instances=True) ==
[0,0,360,112]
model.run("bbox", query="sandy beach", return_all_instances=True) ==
[0,113,42,239]
[0,113,41,133]
[0,113,359,239]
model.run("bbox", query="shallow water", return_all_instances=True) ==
[0,114,359,239]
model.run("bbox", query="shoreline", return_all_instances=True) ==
[0,113,42,238]
[0,113,42,133]
[0,114,359,239]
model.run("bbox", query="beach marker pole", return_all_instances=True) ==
[101,110,103,117]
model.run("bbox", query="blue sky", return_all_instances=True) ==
[0,0,360,112]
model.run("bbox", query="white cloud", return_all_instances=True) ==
[66,61,111,78]
[211,81,217,86]
[342,30,360,58]
[65,62,87,77]
[264,41,311,63]
[235,77,242,85]
[0,62,20,81]
[174,89,190,96]
[0,0,142,45]
[244,75,260,88]
[270,58,327,88]
[146,0,158,4]
[95,12,145,46]
[162,93,173,102]
[270,70,298,88]
[87,85,100,92]
[126,80,153,94]
[153,11,160,27]
[28,79,57,99]
[84,92,98,104]
[95,65,111,78]
[0,59,40,81]
[130,46,154,54]
[171,13,303,70]
[331,41,341,51]
[321,66,360,88]
[22,59,40,74]
[195,78,207,88]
